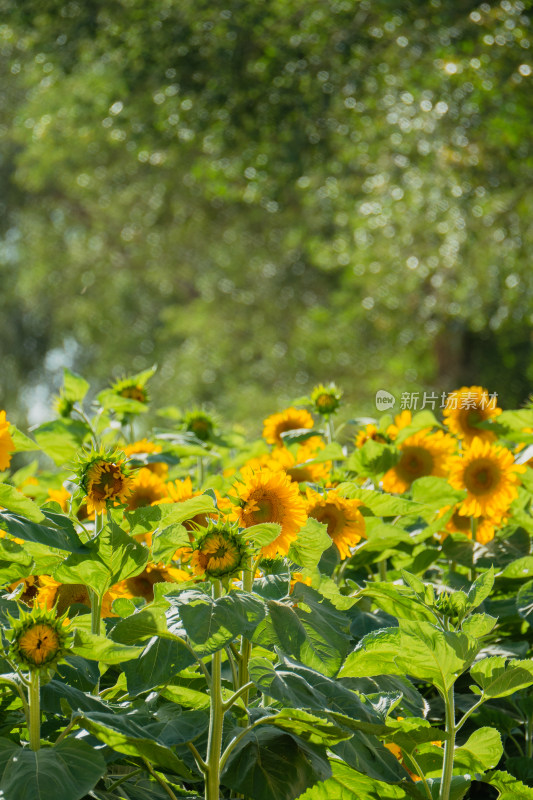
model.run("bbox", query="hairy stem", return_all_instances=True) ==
[439,685,456,800]
[28,669,41,751]
[205,579,224,800]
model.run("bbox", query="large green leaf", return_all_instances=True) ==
[32,418,91,466]
[336,484,426,517]
[0,510,88,553]
[0,737,106,800]
[0,483,44,522]
[221,726,331,800]
[295,761,410,799]
[62,367,90,403]
[261,708,351,746]
[288,518,332,569]
[340,620,478,693]
[171,589,266,655]
[151,523,191,564]
[470,656,533,698]
[361,582,436,622]
[111,604,171,644]
[126,495,215,535]
[55,518,149,595]
[501,557,533,579]
[517,580,533,627]
[78,711,196,778]
[453,727,503,773]
[71,629,144,663]
[122,635,196,694]
[482,770,533,799]
[253,586,350,676]
[410,476,465,507]
[241,522,282,549]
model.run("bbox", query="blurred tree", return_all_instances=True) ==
[1,0,532,427]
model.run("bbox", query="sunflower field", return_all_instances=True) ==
[2,371,533,800]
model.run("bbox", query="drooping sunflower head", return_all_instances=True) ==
[0,410,15,472]
[76,449,134,514]
[305,487,366,560]
[310,383,342,416]
[448,437,525,520]
[231,466,307,558]
[443,386,502,444]
[183,409,216,442]
[355,423,388,449]
[382,429,456,494]
[191,521,247,579]
[262,407,314,447]
[437,504,497,545]
[111,376,150,405]
[8,606,71,671]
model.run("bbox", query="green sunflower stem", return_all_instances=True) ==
[378,559,387,582]
[325,416,335,446]
[439,684,456,800]
[90,589,102,636]
[205,579,224,800]
[28,669,41,751]
[197,457,205,488]
[238,558,254,702]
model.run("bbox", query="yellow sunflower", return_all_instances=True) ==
[191,524,246,579]
[36,576,133,618]
[47,486,71,512]
[262,407,314,447]
[354,424,387,449]
[231,466,308,558]
[8,575,39,606]
[123,439,168,478]
[386,410,412,441]
[126,467,168,511]
[448,437,525,520]
[117,563,189,603]
[310,383,342,416]
[0,411,15,471]
[305,487,366,559]
[438,504,497,545]
[269,437,331,484]
[83,458,133,514]
[9,607,71,670]
[443,386,502,444]
[382,429,456,494]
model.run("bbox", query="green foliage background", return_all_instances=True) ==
[1,0,532,425]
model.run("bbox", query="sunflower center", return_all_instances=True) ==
[464,460,499,495]
[451,512,471,532]
[312,505,343,537]
[398,446,434,478]
[19,624,60,665]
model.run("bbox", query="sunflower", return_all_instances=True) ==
[47,486,71,512]
[123,439,168,478]
[269,437,331,484]
[443,386,502,444]
[159,476,210,531]
[448,437,525,520]
[382,429,456,494]
[126,467,168,511]
[386,410,412,442]
[0,411,15,471]
[117,563,189,603]
[262,407,314,447]
[305,487,365,559]
[8,575,39,606]
[8,606,71,670]
[77,452,134,514]
[191,523,247,579]
[354,424,387,449]
[112,376,149,405]
[36,576,90,615]
[231,466,308,558]
[310,383,342,416]
[184,410,215,442]
[438,504,497,545]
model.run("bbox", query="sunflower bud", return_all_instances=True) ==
[7,606,72,671]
